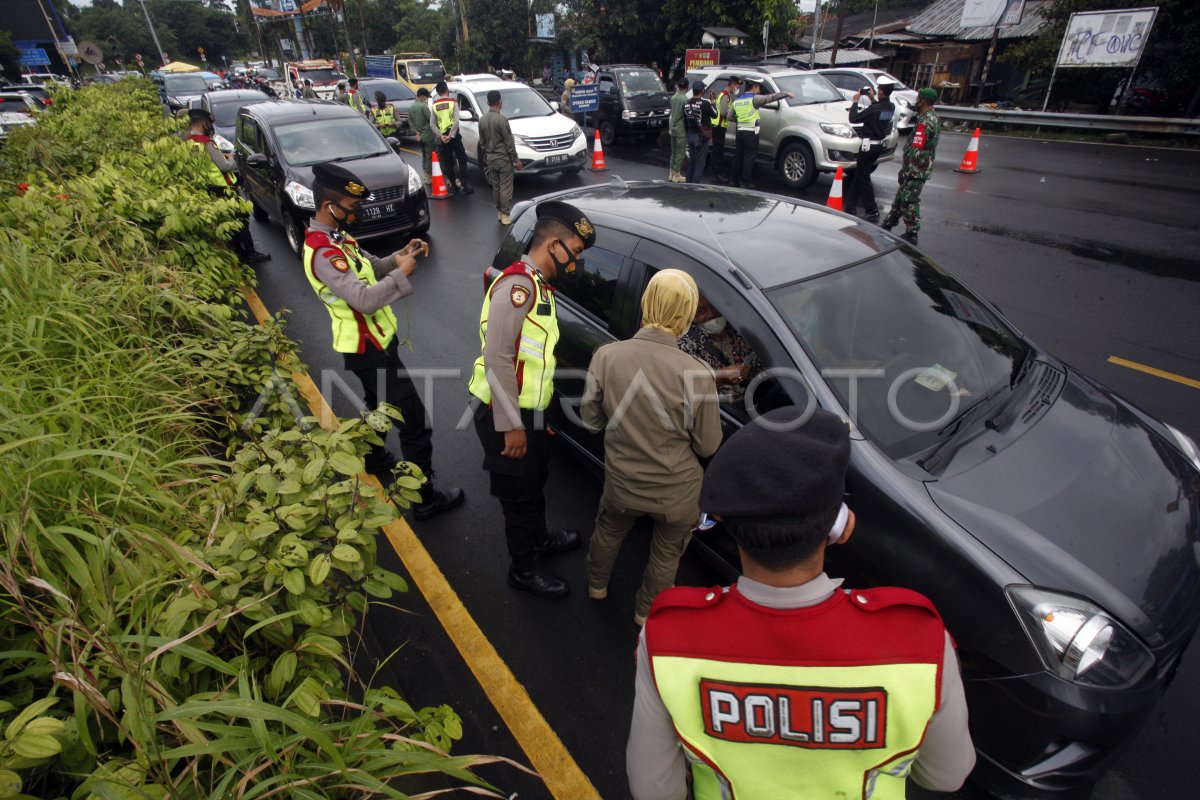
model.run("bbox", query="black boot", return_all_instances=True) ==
[532,529,581,559]
[880,216,896,231]
[507,566,568,598]
[412,475,465,521]
[900,229,918,246]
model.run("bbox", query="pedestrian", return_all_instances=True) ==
[668,79,688,183]
[372,91,398,137]
[334,81,348,104]
[560,78,576,120]
[627,407,976,799]
[882,87,940,245]
[682,81,715,184]
[346,77,367,114]
[408,87,435,188]
[708,77,738,182]
[844,77,896,223]
[727,78,793,190]
[478,89,523,225]
[581,270,722,625]
[432,81,474,195]
[302,78,317,100]
[467,201,598,598]
[301,162,465,519]
[184,108,271,265]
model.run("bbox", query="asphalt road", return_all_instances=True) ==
[246,130,1200,800]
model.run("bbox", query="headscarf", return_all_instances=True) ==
[641,269,698,338]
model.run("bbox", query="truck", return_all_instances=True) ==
[271,59,347,100]
[364,53,447,93]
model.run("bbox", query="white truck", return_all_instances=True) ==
[271,59,347,100]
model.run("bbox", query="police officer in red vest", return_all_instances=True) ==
[628,407,975,799]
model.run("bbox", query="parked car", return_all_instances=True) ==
[446,78,588,183]
[586,64,672,146]
[158,73,211,114]
[490,181,1200,800]
[354,77,417,137]
[197,70,227,91]
[0,92,41,115]
[235,101,429,254]
[817,66,919,133]
[199,89,272,151]
[687,64,896,189]
[21,73,69,87]
[0,85,52,108]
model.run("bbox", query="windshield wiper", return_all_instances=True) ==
[1008,347,1032,388]
[917,386,1009,472]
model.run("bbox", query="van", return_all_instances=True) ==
[589,65,672,146]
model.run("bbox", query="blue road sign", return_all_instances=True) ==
[18,48,51,67]
[570,84,599,113]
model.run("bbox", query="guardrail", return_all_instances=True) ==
[934,106,1200,136]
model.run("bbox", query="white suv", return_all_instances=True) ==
[687,64,896,190]
[816,67,919,134]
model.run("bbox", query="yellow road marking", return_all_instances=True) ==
[397,146,422,156]
[1108,356,1200,390]
[241,287,600,799]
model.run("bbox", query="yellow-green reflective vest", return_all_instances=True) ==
[732,93,759,131]
[346,89,367,113]
[468,263,558,412]
[710,93,730,129]
[186,136,233,189]
[433,97,457,134]
[302,228,398,354]
[373,104,397,135]
[646,586,945,800]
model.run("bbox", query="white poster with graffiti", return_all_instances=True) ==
[1056,7,1158,68]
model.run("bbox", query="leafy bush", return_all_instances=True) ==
[0,82,505,798]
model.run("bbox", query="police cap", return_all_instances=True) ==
[535,200,596,248]
[700,408,850,522]
[187,107,213,123]
[311,162,370,199]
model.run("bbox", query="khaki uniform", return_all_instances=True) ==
[478,107,519,216]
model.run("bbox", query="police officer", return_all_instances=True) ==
[302,78,317,100]
[184,108,270,264]
[883,87,940,245]
[845,77,896,222]
[627,407,975,798]
[371,91,397,137]
[727,78,793,190]
[708,76,739,181]
[432,81,474,195]
[345,77,367,114]
[468,201,596,597]
[302,162,464,520]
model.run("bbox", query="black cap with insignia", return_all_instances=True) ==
[311,162,370,199]
[536,200,596,249]
[187,108,213,123]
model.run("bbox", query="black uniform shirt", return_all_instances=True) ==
[848,97,896,142]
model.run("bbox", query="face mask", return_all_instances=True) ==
[328,202,356,228]
[700,316,727,335]
[549,239,584,284]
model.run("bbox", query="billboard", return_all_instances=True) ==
[535,14,555,40]
[1056,7,1158,68]
[684,48,719,72]
[961,0,1009,27]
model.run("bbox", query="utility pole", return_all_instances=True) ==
[34,0,75,78]
[135,0,168,66]
[809,0,822,69]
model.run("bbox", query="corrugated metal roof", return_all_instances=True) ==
[906,0,1050,40]
[812,48,883,65]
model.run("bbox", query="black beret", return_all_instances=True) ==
[187,108,213,123]
[701,408,850,521]
[536,200,596,248]
[311,162,369,198]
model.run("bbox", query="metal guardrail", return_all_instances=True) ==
[934,105,1200,136]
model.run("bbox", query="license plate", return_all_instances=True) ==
[360,202,395,220]
[544,154,569,165]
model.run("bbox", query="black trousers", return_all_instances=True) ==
[210,185,256,257]
[438,134,469,185]
[710,125,727,174]
[345,339,434,475]
[732,129,759,184]
[845,145,884,215]
[473,404,550,570]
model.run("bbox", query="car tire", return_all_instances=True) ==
[285,213,305,255]
[599,120,616,147]
[779,141,817,190]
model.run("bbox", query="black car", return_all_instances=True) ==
[354,78,416,137]
[199,89,271,148]
[235,101,429,253]
[491,182,1200,800]
[587,65,671,146]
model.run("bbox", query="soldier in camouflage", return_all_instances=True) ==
[883,87,940,246]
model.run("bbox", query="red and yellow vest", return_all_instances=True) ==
[645,584,946,800]
[302,228,398,354]
[185,134,234,189]
[468,262,558,412]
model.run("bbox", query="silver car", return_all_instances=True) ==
[817,67,919,134]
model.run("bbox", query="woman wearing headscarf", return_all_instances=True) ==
[581,269,724,625]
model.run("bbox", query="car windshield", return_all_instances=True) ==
[275,118,390,166]
[297,69,345,85]
[769,249,1029,460]
[616,70,666,97]
[771,74,846,106]
[472,86,553,119]
[164,75,208,94]
[210,97,267,127]
[0,97,31,113]
[365,80,415,101]
[256,68,281,80]
[407,61,445,82]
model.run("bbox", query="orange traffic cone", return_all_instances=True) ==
[954,128,982,174]
[588,129,608,172]
[826,166,844,211]
[430,151,449,199]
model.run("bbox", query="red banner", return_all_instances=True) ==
[684,48,720,72]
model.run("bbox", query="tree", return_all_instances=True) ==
[0,30,20,83]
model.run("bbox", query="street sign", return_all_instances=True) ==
[18,48,51,67]
[60,38,78,57]
[1056,7,1158,68]
[77,40,103,65]
[135,54,144,66]
[684,48,719,72]
[161,51,169,63]
[570,84,599,113]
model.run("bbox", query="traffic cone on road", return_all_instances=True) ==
[430,151,449,199]
[588,129,608,172]
[954,128,983,174]
[826,166,844,211]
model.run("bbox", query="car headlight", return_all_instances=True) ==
[571,124,584,142]
[406,164,422,194]
[1166,424,1200,474]
[511,134,530,147]
[820,123,857,138]
[284,180,315,209]
[212,133,234,153]
[1007,586,1154,687]
[621,109,633,120]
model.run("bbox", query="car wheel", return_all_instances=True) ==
[599,120,616,147]
[779,141,817,190]
[477,148,494,187]
[285,213,305,255]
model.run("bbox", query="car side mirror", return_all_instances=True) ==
[246,153,269,169]
[458,109,475,121]
[550,100,559,111]
[385,136,400,149]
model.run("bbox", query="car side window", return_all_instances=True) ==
[457,92,474,117]
[238,115,260,153]
[598,76,614,94]
[557,246,624,325]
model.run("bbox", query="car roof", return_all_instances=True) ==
[205,89,269,101]
[243,100,361,125]
[537,182,895,288]
[449,79,525,91]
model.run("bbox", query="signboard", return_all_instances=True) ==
[77,40,103,65]
[1056,7,1157,68]
[365,55,394,78]
[570,84,599,113]
[535,13,555,39]
[60,38,78,57]
[961,0,1009,27]
[998,0,1026,27]
[280,0,296,11]
[18,48,51,67]
[684,48,719,72]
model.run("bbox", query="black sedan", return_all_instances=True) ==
[234,101,429,253]
[492,182,1200,800]
[199,89,272,149]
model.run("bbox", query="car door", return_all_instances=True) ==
[456,90,481,162]
[754,77,784,158]
[597,72,618,129]
[236,113,277,221]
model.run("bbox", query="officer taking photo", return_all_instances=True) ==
[627,408,975,799]
[845,77,896,223]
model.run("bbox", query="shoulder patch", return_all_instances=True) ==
[304,229,333,249]
[330,255,350,273]
[510,284,530,307]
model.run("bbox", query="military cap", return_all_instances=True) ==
[187,107,213,123]
[701,408,850,521]
[918,87,938,103]
[311,162,369,199]
[536,200,596,248]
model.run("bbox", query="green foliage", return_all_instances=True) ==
[0,83,503,799]
[0,31,20,84]
[64,0,250,68]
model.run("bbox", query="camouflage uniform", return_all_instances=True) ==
[883,107,940,234]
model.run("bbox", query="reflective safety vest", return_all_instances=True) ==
[185,135,234,189]
[346,89,367,114]
[468,262,558,412]
[433,96,457,134]
[302,227,398,354]
[711,92,730,129]
[372,104,397,135]
[645,584,946,800]
[731,92,760,131]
